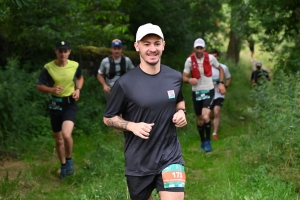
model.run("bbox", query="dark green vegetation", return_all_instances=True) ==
[1,0,300,70]
[1,0,300,199]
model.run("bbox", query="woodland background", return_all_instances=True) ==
[1,0,300,199]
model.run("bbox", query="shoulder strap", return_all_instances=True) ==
[203,52,212,77]
[108,55,116,79]
[190,53,200,79]
[120,55,126,76]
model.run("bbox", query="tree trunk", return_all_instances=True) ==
[226,30,241,64]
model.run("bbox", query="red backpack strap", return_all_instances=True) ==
[190,53,200,79]
[203,52,212,77]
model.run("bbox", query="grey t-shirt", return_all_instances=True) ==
[104,65,185,176]
[98,56,135,87]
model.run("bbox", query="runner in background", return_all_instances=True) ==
[209,49,232,140]
[104,23,187,200]
[182,38,226,152]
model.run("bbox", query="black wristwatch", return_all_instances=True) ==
[217,81,225,84]
[177,108,187,115]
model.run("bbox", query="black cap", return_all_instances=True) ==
[56,40,71,50]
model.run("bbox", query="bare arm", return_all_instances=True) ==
[182,72,197,86]
[218,65,225,82]
[216,65,226,94]
[97,73,111,93]
[72,75,84,100]
[76,75,84,89]
[225,77,232,88]
[104,115,130,131]
[37,84,63,95]
[173,101,187,127]
[103,115,154,139]
[250,76,256,85]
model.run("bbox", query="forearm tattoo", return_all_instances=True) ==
[107,116,129,131]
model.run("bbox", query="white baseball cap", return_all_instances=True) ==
[194,38,206,48]
[135,23,164,42]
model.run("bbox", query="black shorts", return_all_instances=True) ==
[212,97,225,108]
[192,89,215,116]
[49,96,77,132]
[126,173,184,200]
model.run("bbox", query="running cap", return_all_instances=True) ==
[56,40,71,50]
[194,38,206,48]
[135,23,164,42]
[111,39,122,47]
[255,61,262,67]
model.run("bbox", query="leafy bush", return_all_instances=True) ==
[240,70,300,188]
[0,58,50,150]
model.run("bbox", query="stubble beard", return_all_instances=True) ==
[140,52,160,66]
[195,52,203,59]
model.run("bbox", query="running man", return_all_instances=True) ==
[37,40,84,179]
[97,39,135,101]
[104,23,187,200]
[209,49,232,140]
[182,38,226,152]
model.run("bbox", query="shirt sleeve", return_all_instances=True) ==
[98,58,107,74]
[38,68,50,85]
[251,71,255,80]
[183,57,191,74]
[209,55,220,69]
[126,57,135,70]
[223,65,231,79]
[176,80,184,104]
[104,80,127,118]
[75,65,82,78]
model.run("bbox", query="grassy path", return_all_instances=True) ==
[177,75,252,199]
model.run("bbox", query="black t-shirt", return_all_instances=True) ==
[104,65,185,176]
[251,69,269,84]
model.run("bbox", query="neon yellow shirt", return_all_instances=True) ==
[43,60,80,97]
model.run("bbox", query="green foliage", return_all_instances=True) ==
[187,0,224,43]
[0,0,131,68]
[73,70,108,136]
[240,69,300,189]
[71,133,127,199]
[0,172,21,199]
[205,161,298,200]
[0,58,50,149]
[226,0,300,72]
[120,0,194,53]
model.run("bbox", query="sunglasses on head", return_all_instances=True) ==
[112,39,122,43]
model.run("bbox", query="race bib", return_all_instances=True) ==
[195,90,210,101]
[49,96,63,110]
[212,78,219,83]
[162,164,186,188]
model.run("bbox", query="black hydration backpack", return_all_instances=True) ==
[107,55,126,79]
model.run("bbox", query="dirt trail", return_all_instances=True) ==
[0,159,27,180]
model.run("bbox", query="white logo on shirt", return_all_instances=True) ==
[167,90,175,99]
